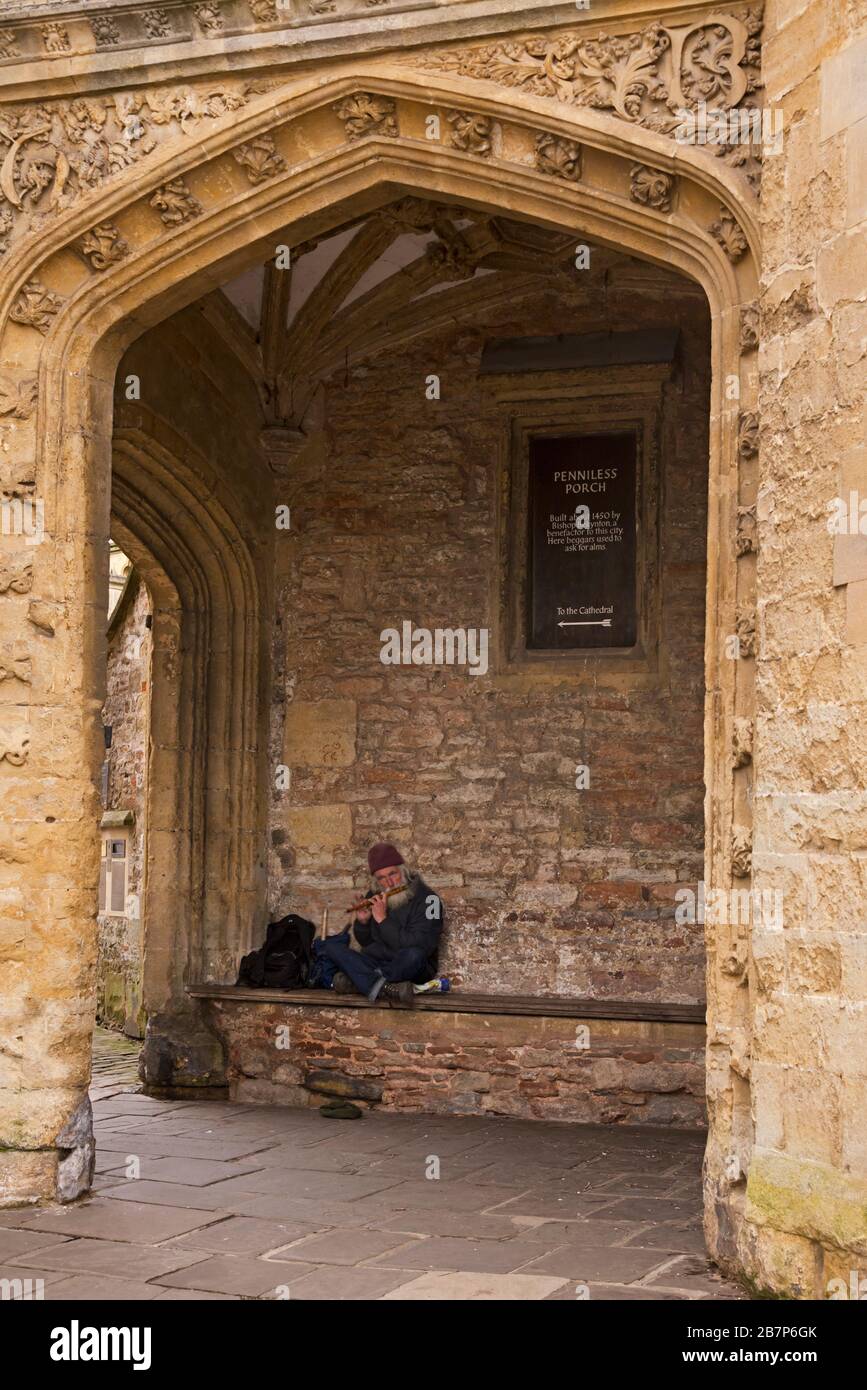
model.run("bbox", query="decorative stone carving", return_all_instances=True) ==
[736,606,756,658]
[28,601,55,635]
[732,717,753,768]
[630,164,675,212]
[41,24,71,54]
[738,411,759,460]
[194,4,225,35]
[0,728,30,765]
[0,645,32,684]
[10,281,64,334]
[720,942,749,982]
[447,110,493,157]
[0,376,37,419]
[411,11,763,180]
[0,31,21,61]
[0,558,32,596]
[736,503,757,556]
[150,179,202,226]
[143,9,173,39]
[710,207,749,262]
[90,17,121,47]
[248,0,279,18]
[731,826,752,878]
[0,206,12,254]
[534,133,581,182]
[233,134,287,184]
[310,0,337,13]
[425,236,477,282]
[739,301,759,351]
[75,223,130,271]
[334,93,398,141]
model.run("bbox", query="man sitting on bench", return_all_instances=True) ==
[325,842,443,1007]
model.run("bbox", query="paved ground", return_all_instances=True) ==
[0,1027,746,1301]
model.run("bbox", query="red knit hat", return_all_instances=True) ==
[368,842,404,875]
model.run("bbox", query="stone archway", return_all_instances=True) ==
[0,63,759,1278]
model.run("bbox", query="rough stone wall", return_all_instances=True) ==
[205,998,707,1127]
[97,571,151,1038]
[731,0,867,1298]
[272,267,711,1004]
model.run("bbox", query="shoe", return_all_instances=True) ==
[320,1101,362,1120]
[382,980,415,1008]
[332,972,356,994]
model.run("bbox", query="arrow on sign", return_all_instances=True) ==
[558,619,612,627]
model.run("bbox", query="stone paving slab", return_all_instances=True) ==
[0,1227,74,1261]
[165,1216,321,1256]
[153,1254,319,1297]
[518,1244,679,1283]
[285,1265,423,1300]
[13,1238,210,1280]
[371,1234,572,1275]
[101,1156,269,1187]
[265,1228,421,1266]
[93,1180,258,1212]
[43,1275,166,1301]
[381,1270,569,1300]
[15,1198,224,1243]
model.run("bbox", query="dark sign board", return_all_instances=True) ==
[527,432,638,650]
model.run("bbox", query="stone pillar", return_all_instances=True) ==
[745,0,867,1295]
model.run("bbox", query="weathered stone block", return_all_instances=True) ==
[283,699,357,767]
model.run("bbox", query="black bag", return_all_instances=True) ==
[236,914,316,990]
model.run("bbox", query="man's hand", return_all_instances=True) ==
[355,906,372,924]
[371,892,388,924]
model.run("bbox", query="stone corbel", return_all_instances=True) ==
[259,425,308,481]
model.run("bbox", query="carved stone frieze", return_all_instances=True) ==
[0,207,12,255]
[0,727,30,765]
[10,281,64,334]
[738,411,759,460]
[736,606,756,658]
[150,179,202,226]
[736,503,757,556]
[739,301,759,351]
[232,134,287,184]
[731,826,752,878]
[534,132,581,182]
[630,163,675,211]
[0,376,37,419]
[333,93,398,141]
[193,4,225,36]
[710,207,749,261]
[75,223,130,271]
[409,9,764,187]
[0,645,32,684]
[447,110,493,157]
[732,717,753,768]
[90,17,121,48]
[0,558,33,596]
[0,31,21,62]
[143,9,173,40]
[41,24,71,55]
[248,0,280,19]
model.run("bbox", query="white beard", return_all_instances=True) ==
[374,873,415,914]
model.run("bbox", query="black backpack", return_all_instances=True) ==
[236,914,316,990]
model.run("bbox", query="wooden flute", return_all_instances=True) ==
[345,884,406,914]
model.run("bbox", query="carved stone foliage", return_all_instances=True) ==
[411,9,764,187]
[0,81,259,255]
[150,179,202,225]
[534,132,581,182]
[710,207,749,261]
[0,727,30,765]
[736,606,756,658]
[630,163,675,211]
[739,301,759,351]
[736,503,757,556]
[731,826,752,878]
[424,232,477,282]
[143,9,173,39]
[310,1,337,13]
[732,717,753,768]
[720,940,749,981]
[0,558,32,596]
[738,411,759,460]
[41,24,71,55]
[0,31,21,62]
[447,110,493,157]
[90,17,121,48]
[233,134,287,184]
[0,376,37,419]
[0,645,32,684]
[193,4,225,35]
[248,0,279,19]
[333,93,398,141]
[75,223,130,271]
[10,281,64,334]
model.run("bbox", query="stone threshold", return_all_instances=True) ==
[187,983,706,1026]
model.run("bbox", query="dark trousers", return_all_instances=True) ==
[322,938,430,996]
